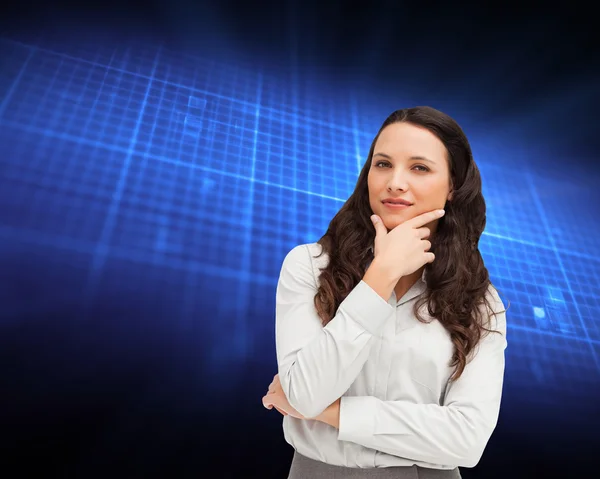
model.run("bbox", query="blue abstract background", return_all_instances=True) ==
[2,1,599,478]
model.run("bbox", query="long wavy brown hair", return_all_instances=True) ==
[313,106,506,381]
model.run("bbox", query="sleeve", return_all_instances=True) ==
[337,290,508,468]
[275,244,395,419]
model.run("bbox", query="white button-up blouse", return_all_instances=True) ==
[275,242,507,470]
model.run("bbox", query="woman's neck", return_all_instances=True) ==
[394,266,425,299]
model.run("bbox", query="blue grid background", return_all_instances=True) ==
[1,36,600,406]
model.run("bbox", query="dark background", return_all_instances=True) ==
[1,1,599,478]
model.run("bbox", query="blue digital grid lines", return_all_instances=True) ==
[84,47,162,308]
[505,330,600,406]
[526,171,599,370]
[0,42,35,118]
[480,162,553,248]
[249,182,343,281]
[1,36,599,399]
[534,175,600,256]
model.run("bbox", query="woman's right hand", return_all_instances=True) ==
[370,209,445,281]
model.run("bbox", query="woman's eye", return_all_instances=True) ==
[373,162,429,171]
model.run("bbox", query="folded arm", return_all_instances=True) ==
[337,304,508,468]
[276,245,395,418]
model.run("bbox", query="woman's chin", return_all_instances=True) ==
[379,208,424,230]
[382,218,405,231]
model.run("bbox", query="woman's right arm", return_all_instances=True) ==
[275,244,396,419]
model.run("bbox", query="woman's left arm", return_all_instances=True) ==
[324,308,507,469]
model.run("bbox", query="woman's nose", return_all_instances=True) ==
[387,171,409,191]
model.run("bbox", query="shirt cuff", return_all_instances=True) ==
[337,280,394,337]
[337,396,377,443]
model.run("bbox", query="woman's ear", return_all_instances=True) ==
[447,189,453,201]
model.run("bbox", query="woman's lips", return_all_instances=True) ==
[383,202,411,209]
[382,199,412,209]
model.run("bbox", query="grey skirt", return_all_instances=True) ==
[287,452,462,479]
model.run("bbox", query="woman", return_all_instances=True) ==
[262,106,508,478]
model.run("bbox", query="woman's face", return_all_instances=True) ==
[367,122,453,233]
